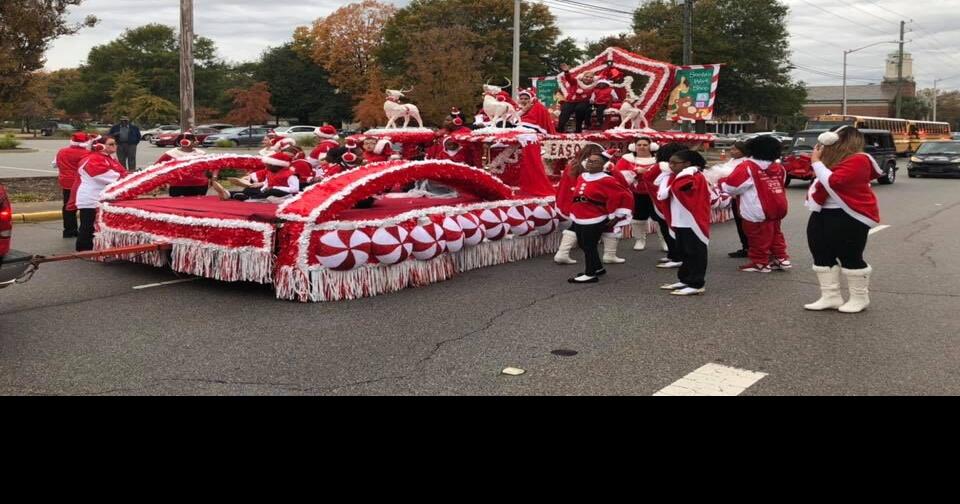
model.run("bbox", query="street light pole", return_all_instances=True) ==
[842,40,899,116]
[512,0,520,99]
[932,78,941,121]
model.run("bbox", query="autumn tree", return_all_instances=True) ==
[379,0,566,87]
[400,27,491,126]
[0,0,97,105]
[353,70,387,128]
[933,90,960,130]
[226,82,273,126]
[104,70,148,119]
[131,95,179,124]
[256,43,351,125]
[306,0,397,100]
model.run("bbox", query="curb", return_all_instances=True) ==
[11,210,62,224]
[0,148,40,153]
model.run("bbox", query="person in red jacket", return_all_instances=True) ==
[657,149,712,296]
[645,142,691,268]
[307,125,341,168]
[157,132,209,197]
[69,136,127,251]
[556,63,596,133]
[563,144,633,283]
[720,135,789,273]
[211,152,300,201]
[613,137,659,251]
[361,137,400,164]
[803,125,882,313]
[517,88,557,134]
[55,132,94,237]
[590,80,615,130]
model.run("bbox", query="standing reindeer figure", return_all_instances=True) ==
[383,87,424,128]
[482,78,519,128]
[617,98,649,129]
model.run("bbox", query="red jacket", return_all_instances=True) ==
[643,162,672,219]
[308,140,340,165]
[592,87,615,106]
[264,168,299,193]
[805,152,881,227]
[720,159,788,222]
[613,154,657,195]
[55,145,90,190]
[559,71,594,103]
[290,159,314,185]
[68,152,127,210]
[567,172,634,226]
[425,143,470,164]
[658,167,711,244]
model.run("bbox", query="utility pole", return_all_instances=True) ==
[932,78,941,121]
[512,0,520,99]
[894,20,905,118]
[681,0,694,132]
[180,0,195,132]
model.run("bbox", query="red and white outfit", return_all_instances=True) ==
[69,150,128,251]
[363,139,400,164]
[721,158,789,268]
[568,172,633,227]
[289,157,315,185]
[805,152,881,227]
[518,89,558,134]
[55,135,93,236]
[157,147,208,190]
[657,167,711,291]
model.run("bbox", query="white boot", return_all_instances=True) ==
[838,266,872,313]
[656,225,669,252]
[601,234,626,264]
[631,220,647,250]
[804,265,844,311]
[553,229,578,265]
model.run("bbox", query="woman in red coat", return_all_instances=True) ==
[612,137,659,251]
[657,149,712,296]
[803,125,882,313]
[69,136,127,251]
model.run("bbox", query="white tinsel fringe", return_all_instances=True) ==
[275,231,562,302]
[94,230,169,267]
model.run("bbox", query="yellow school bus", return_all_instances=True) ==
[907,120,952,151]
[808,114,912,154]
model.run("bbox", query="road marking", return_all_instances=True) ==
[868,225,891,235]
[0,165,58,174]
[653,363,767,396]
[132,278,198,290]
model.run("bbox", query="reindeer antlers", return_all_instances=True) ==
[399,85,413,93]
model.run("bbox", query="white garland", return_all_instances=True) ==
[103,153,263,200]
[487,146,521,175]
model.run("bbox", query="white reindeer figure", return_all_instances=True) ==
[383,87,424,128]
[482,78,519,128]
[617,98,649,130]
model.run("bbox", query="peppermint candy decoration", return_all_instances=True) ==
[456,212,484,247]
[441,216,465,253]
[317,229,371,271]
[410,222,447,261]
[506,205,535,237]
[370,225,412,265]
[477,207,508,241]
[530,204,559,235]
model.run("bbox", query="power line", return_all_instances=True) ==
[552,0,634,15]
[541,1,632,24]
[859,0,911,20]
[794,0,891,35]
[835,0,900,26]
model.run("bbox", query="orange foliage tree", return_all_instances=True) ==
[353,69,386,128]
[307,0,396,100]
[225,82,273,126]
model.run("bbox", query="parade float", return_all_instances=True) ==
[89,47,723,302]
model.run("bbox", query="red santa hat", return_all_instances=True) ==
[315,125,338,139]
[275,136,297,150]
[341,151,359,165]
[69,132,90,147]
[262,151,293,168]
[177,131,196,148]
[373,138,392,155]
[344,139,359,150]
[518,87,535,98]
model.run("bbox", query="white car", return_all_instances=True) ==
[142,124,180,143]
[273,125,320,142]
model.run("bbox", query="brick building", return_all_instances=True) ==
[803,52,916,118]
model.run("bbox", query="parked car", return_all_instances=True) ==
[40,121,75,136]
[712,134,742,150]
[141,125,181,143]
[154,127,220,147]
[782,128,898,186]
[273,125,319,142]
[951,132,960,141]
[201,126,273,147]
[908,141,960,178]
[197,123,234,131]
[1,183,32,289]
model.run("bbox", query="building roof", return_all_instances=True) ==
[806,85,896,102]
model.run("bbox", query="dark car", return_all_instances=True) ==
[201,126,272,147]
[908,141,960,178]
[154,127,220,147]
[1,183,32,289]
[782,129,898,185]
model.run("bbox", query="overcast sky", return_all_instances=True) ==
[44,0,960,92]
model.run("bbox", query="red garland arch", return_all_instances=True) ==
[103,155,266,201]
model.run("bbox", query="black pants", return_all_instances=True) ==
[62,189,77,235]
[633,193,653,221]
[557,102,592,133]
[230,187,290,200]
[652,212,681,261]
[77,208,97,252]
[117,143,137,171]
[674,227,708,289]
[574,221,606,277]
[807,209,869,269]
[169,185,208,197]
[732,197,748,250]
[593,105,608,129]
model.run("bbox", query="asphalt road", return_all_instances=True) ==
[2,167,959,395]
[0,139,260,179]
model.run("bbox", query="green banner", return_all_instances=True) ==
[536,78,559,106]
[666,65,720,121]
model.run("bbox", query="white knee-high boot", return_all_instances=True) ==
[554,229,578,265]
[804,265,844,311]
[601,234,626,264]
[631,220,647,250]
[838,265,872,313]
[656,224,669,252]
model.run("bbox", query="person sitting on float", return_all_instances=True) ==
[306,125,341,167]
[517,88,557,134]
[211,151,300,201]
[156,131,210,198]
[258,129,281,156]
[361,137,400,164]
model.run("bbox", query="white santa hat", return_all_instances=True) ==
[373,138,392,155]
[315,125,338,139]
[262,151,293,168]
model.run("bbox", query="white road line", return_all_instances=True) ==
[132,278,198,290]
[653,363,767,396]
[868,225,891,235]
[0,165,58,174]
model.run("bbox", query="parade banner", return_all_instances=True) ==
[531,77,559,106]
[666,64,722,122]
